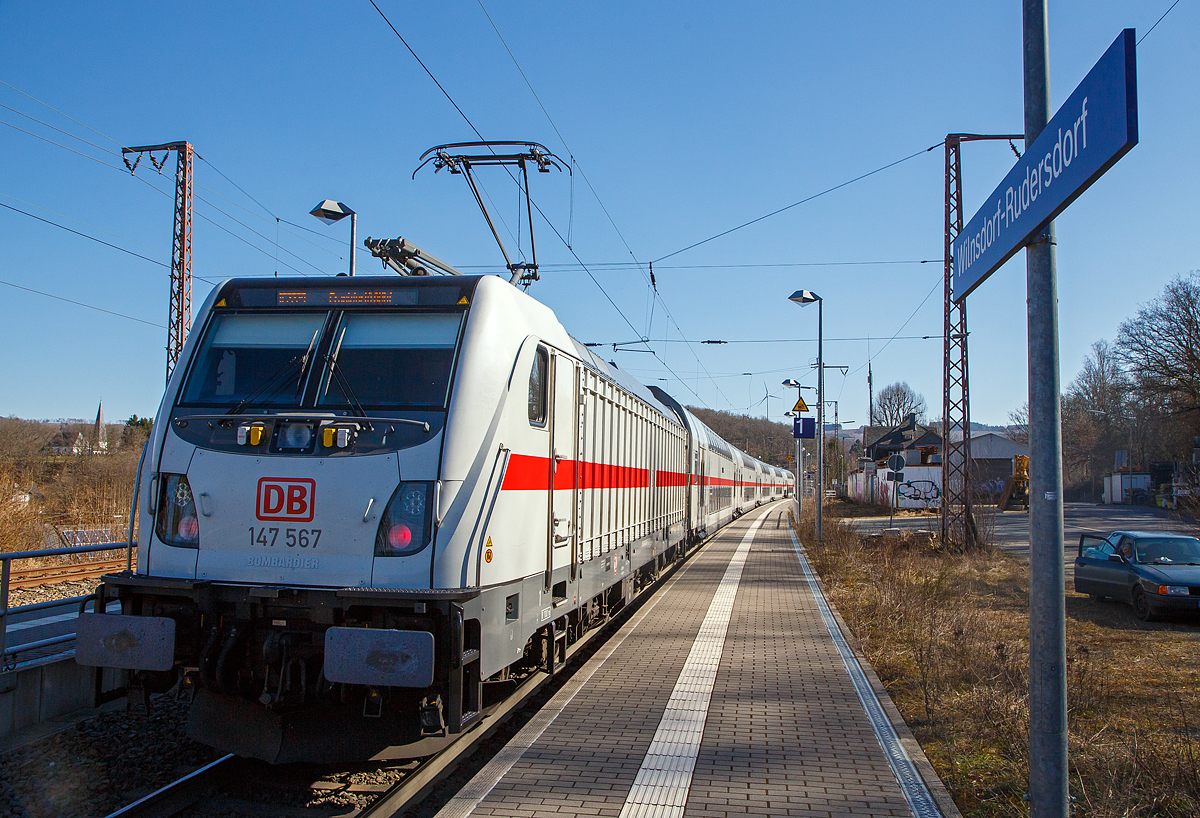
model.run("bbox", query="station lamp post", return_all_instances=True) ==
[785,409,801,518]
[789,290,824,544]
[310,200,357,276]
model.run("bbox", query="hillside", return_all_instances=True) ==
[686,407,816,468]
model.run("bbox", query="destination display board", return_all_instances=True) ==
[952,29,1138,301]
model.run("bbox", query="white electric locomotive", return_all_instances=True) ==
[78,272,792,762]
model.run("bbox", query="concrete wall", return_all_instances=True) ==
[0,658,123,741]
[847,465,941,509]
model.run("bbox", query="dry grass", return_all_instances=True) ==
[798,507,1200,817]
[1,448,142,563]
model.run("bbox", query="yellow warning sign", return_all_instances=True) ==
[792,396,810,413]
[486,536,492,549]
[457,296,470,305]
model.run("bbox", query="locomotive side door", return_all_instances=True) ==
[547,351,580,588]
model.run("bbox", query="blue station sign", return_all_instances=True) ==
[793,416,815,439]
[952,29,1138,301]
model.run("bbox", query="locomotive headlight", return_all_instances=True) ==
[155,474,201,548]
[375,481,434,557]
[280,422,313,450]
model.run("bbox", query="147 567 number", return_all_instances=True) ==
[249,526,321,548]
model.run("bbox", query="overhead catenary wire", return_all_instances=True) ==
[651,142,942,264]
[847,271,944,378]
[1139,0,1183,44]
[0,200,219,286]
[470,0,735,410]
[0,78,125,147]
[0,278,164,328]
[605,334,943,345]
[0,84,342,275]
[0,102,116,156]
[455,259,940,272]
[0,114,322,277]
[369,0,713,407]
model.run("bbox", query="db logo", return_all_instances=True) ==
[256,477,316,522]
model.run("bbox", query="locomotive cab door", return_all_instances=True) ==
[547,352,580,589]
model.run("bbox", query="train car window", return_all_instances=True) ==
[180,313,327,407]
[528,347,548,425]
[318,313,463,409]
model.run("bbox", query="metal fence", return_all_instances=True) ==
[1,541,134,671]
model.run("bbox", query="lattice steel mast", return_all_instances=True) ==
[941,134,1022,549]
[123,141,193,382]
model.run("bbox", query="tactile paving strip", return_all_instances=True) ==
[433,528,717,818]
[616,514,767,818]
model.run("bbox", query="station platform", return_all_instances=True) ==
[435,501,960,818]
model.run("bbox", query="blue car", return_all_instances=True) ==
[1074,530,1200,621]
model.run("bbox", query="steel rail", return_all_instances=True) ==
[357,520,715,818]
[98,502,766,818]
[8,557,134,589]
[103,753,237,818]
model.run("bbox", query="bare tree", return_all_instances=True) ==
[1071,340,1130,413]
[872,382,927,427]
[1116,273,1200,411]
[0,416,55,462]
[1006,403,1029,445]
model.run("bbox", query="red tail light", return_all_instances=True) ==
[374,482,433,557]
[387,523,413,550]
[155,473,201,548]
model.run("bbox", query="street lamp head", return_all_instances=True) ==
[789,289,821,306]
[310,199,355,224]
[782,378,800,387]
[784,411,796,417]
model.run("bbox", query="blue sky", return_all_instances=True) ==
[0,1,1195,427]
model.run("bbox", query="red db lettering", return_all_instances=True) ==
[256,478,315,522]
[287,485,308,516]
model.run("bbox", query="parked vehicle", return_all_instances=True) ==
[1074,530,1200,621]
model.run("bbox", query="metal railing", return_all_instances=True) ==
[1,542,133,671]
[1,442,145,671]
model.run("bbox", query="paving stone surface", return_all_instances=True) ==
[459,503,918,818]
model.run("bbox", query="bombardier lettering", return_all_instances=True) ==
[246,555,319,569]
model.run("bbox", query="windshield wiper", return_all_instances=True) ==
[226,327,322,415]
[321,328,371,426]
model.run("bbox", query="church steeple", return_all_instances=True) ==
[93,401,108,452]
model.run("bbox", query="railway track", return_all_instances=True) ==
[99,539,699,818]
[7,556,133,589]
[97,656,552,818]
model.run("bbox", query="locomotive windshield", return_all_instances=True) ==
[318,313,463,408]
[178,309,465,411]
[180,313,326,407]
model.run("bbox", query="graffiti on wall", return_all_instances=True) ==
[897,480,941,503]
